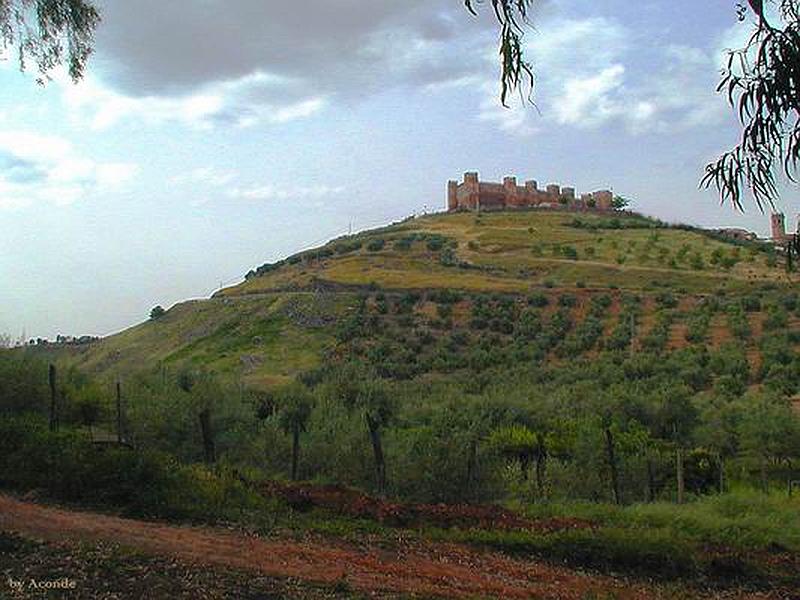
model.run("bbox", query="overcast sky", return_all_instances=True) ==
[0,0,796,339]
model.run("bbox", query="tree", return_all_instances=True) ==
[149,305,166,320]
[0,0,100,83]
[490,424,538,482]
[275,383,314,481]
[738,393,800,490]
[334,364,395,495]
[465,0,534,106]
[702,1,800,212]
[611,195,631,210]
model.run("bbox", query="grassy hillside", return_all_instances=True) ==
[44,209,798,388]
[223,210,791,297]
[53,293,350,389]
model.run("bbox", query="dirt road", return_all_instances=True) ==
[0,494,774,599]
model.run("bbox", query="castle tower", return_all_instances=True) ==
[464,172,480,211]
[593,190,613,211]
[771,212,787,241]
[524,180,538,206]
[447,180,458,211]
[504,176,523,207]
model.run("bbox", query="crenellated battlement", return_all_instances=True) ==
[447,172,614,213]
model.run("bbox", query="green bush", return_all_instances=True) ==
[0,416,277,524]
[366,239,386,252]
[562,246,579,260]
[558,294,577,308]
[655,292,678,309]
[528,293,549,307]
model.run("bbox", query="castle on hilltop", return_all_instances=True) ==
[447,172,614,212]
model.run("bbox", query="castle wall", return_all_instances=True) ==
[447,172,615,213]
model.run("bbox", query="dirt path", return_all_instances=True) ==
[0,494,663,599]
[0,494,779,600]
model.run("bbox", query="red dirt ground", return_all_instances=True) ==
[1,494,781,600]
[0,494,651,599]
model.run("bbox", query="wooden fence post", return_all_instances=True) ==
[48,364,58,432]
[199,409,216,464]
[116,380,123,444]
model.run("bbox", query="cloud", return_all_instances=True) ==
[555,65,627,127]
[227,184,345,202]
[62,0,480,130]
[64,3,736,137]
[170,165,344,204]
[61,71,327,130]
[0,131,137,209]
[170,167,237,187]
[473,14,731,136]
[92,0,469,94]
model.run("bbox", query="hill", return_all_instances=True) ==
[47,209,798,388]
[7,208,800,598]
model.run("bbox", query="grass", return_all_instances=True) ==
[510,488,800,553]
[45,293,343,390]
[274,489,800,588]
[225,210,793,298]
[32,209,799,391]
[423,490,800,586]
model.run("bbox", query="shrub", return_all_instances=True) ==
[740,295,762,312]
[558,294,577,308]
[726,307,751,340]
[429,289,463,304]
[591,294,613,310]
[562,246,579,260]
[366,239,386,252]
[393,238,413,251]
[426,236,446,252]
[781,293,798,311]
[655,292,678,309]
[685,313,711,344]
[0,416,275,523]
[763,306,788,331]
[149,306,166,320]
[440,248,457,266]
[690,253,705,270]
[528,292,549,308]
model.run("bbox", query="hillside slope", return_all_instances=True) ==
[49,209,798,388]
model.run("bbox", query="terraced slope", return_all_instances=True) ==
[48,210,798,388]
